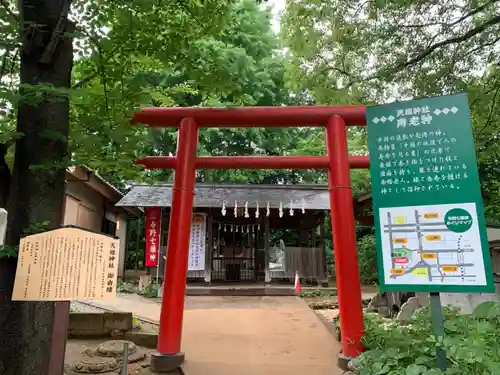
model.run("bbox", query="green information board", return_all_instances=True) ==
[366,93,495,293]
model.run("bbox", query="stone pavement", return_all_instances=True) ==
[82,294,345,375]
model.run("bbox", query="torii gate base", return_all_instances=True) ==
[132,106,369,372]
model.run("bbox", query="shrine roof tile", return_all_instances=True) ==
[116,183,331,210]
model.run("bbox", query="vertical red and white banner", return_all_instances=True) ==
[145,207,161,267]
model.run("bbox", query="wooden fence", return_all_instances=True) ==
[270,247,325,281]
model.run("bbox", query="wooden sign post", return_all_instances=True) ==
[12,226,120,375]
[13,226,120,301]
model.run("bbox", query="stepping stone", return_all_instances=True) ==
[95,340,147,363]
[66,357,119,374]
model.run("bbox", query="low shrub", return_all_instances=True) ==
[350,301,500,375]
[298,290,337,298]
[138,283,160,298]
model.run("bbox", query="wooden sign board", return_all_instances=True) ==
[12,227,120,301]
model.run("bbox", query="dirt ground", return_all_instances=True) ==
[72,295,347,375]
[181,296,344,375]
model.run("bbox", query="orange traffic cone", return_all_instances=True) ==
[294,270,301,293]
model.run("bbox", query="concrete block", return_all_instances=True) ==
[440,287,500,314]
[416,293,429,307]
[124,331,158,349]
[396,296,421,322]
[139,275,152,291]
[68,313,105,337]
[68,312,133,338]
[103,312,133,331]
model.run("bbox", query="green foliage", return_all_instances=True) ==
[357,233,378,285]
[116,279,135,293]
[68,0,307,184]
[132,317,142,331]
[328,229,378,285]
[0,220,51,258]
[350,302,500,375]
[282,0,500,220]
[125,217,145,270]
[298,290,337,298]
[138,282,160,298]
[0,245,17,259]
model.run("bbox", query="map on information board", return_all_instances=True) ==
[367,93,495,293]
[380,202,487,287]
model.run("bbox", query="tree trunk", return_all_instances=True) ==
[0,1,73,374]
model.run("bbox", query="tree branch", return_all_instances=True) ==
[0,0,18,22]
[399,0,499,29]
[391,14,500,74]
[345,13,500,88]
[39,0,72,64]
[71,42,121,89]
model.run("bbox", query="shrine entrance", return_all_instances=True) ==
[131,106,369,372]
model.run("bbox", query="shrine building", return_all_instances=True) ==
[117,183,337,285]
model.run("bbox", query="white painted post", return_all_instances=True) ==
[0,208,7,246]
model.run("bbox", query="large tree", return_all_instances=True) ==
[0,1,74,374]
[68,0,330,186]
[0,0,240,373]
[282,0,500,216]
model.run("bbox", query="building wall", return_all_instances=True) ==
[63,182,105,231]
[63,181,131,278]
[116,215,128,277]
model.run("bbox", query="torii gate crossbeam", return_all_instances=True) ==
[132,106,368,372]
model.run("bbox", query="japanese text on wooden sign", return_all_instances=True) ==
[145,207,161,267]
[12,227,119,301]
[188,213,206,271]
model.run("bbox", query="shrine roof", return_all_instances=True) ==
[116,183,331,210]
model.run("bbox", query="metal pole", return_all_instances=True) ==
[430,292,447,370]
[325,115,364,358]
[121,342,129,375]
[156,118,198,356]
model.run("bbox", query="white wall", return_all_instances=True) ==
[487,226,500,242]
[116,215,128,278]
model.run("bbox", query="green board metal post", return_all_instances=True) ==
[366,93,495,294]
[429,292,447,371]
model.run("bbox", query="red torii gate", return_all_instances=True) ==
[132,106,370,372]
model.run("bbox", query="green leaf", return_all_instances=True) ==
[405,364,427,375]
[472,301,500,319]
[422,370,442,375]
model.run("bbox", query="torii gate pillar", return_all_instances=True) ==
[133,106,368,372]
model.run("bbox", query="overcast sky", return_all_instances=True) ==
[266,0,285,33]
